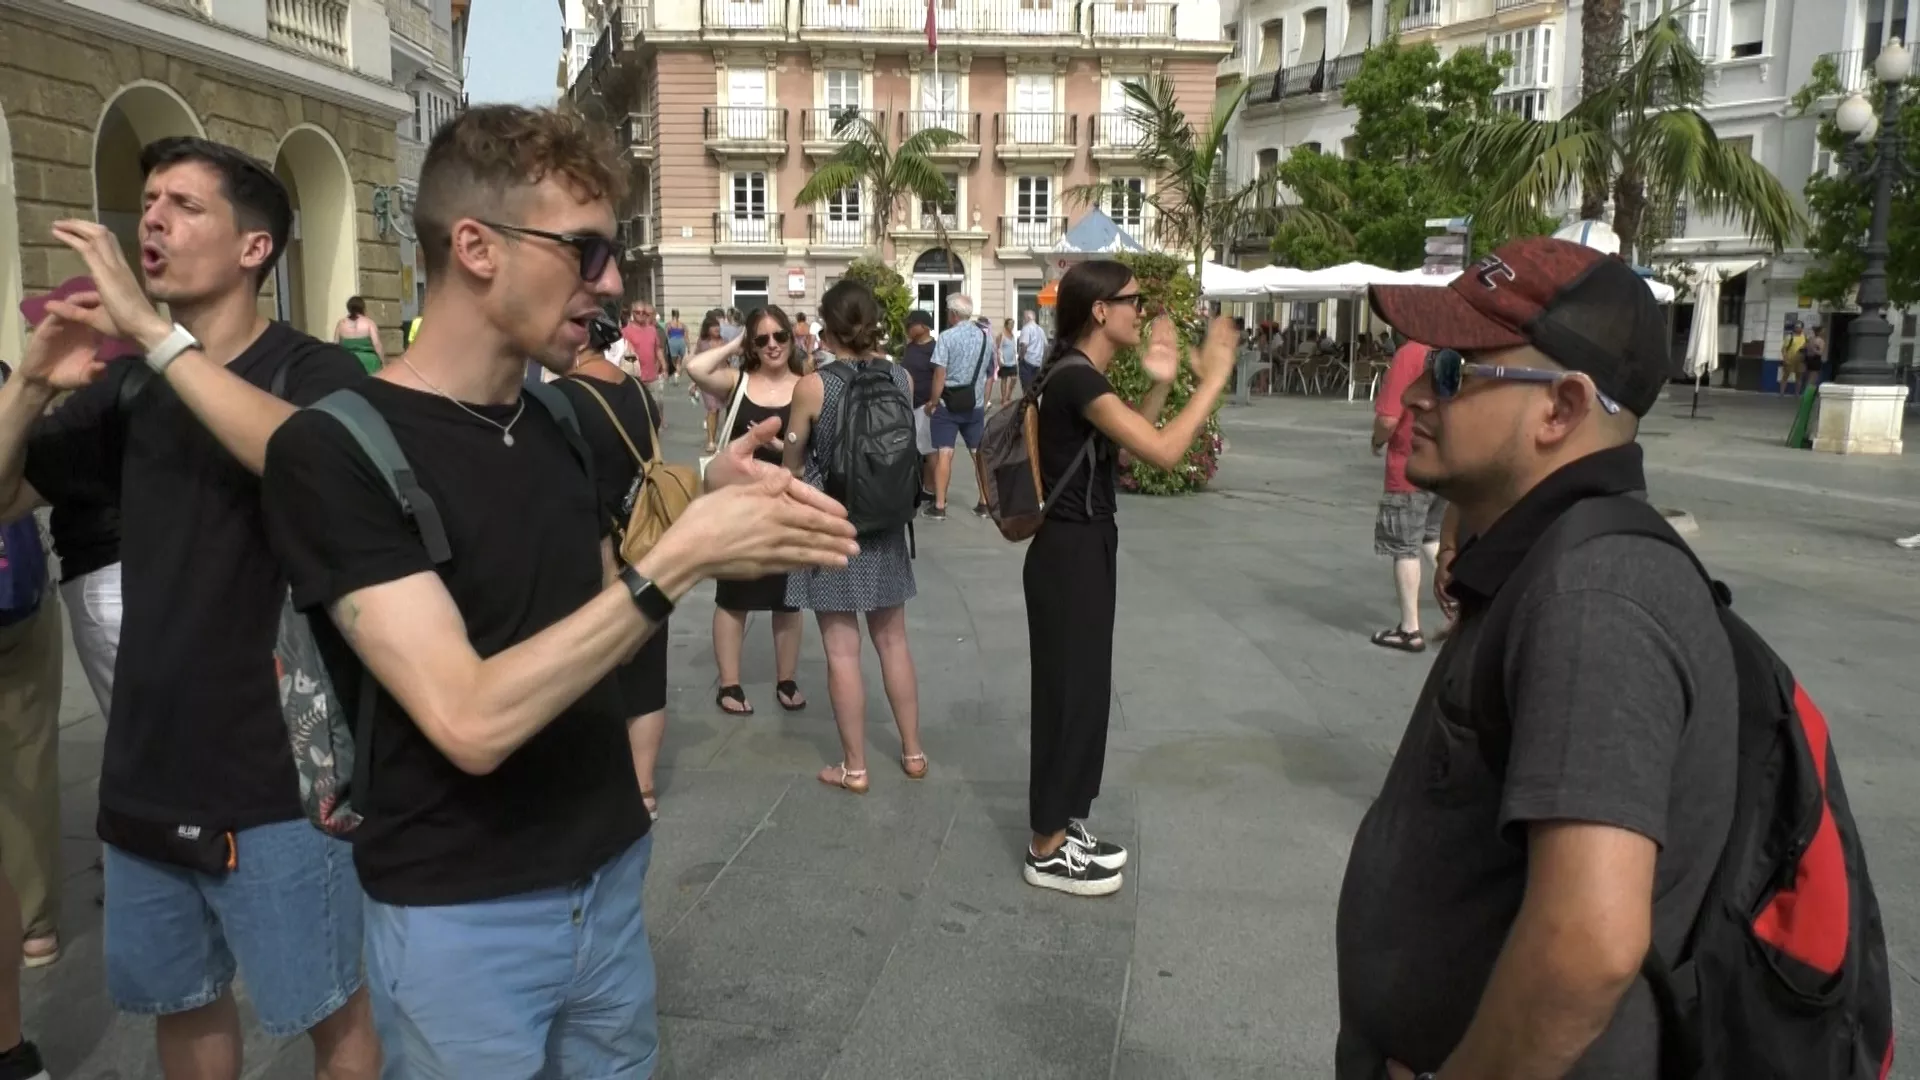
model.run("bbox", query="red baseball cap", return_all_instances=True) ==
[1368,236,1670,417]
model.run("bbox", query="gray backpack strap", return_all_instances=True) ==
[522,381,596,494]
[309,389,453,565]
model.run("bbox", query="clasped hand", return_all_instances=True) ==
[681,417,859,579]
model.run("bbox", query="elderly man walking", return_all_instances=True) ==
[924,294,994,520]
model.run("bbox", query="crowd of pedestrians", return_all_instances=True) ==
[0,102,1890,1080]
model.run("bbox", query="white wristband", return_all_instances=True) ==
[145,323,200,374]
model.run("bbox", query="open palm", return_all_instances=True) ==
[1140,316,1180,384]
[21,311,108,391]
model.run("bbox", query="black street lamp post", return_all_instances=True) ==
[1834,40,1914,386]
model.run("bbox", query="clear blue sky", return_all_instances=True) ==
[466,0,562,106]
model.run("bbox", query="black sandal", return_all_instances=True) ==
[1370,627,1427,653]
[716,685,754,715]
[776,680,807,711]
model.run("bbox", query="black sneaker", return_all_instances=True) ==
[1024,840,1123,897]
[973,502,990,518]
[0,1039,50,1080]
[1067,820,1127,870]
[925,506,948,521]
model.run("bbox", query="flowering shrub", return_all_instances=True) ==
[1103,253,1223,495]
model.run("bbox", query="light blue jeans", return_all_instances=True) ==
[104,819,364,1037]
[365,834,659,1079]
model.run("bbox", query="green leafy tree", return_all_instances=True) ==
[841,257,912,354]
[793,113,964,259]
[1105,252,1223,495]
[1270,41,1554,269]
[1789,55,1920,307]
[1068,77,1342,277]
[1438,11,1803,264]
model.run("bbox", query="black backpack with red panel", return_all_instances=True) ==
[1471,495,1895,1080]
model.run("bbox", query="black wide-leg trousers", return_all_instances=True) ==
[1023,517,1119,837]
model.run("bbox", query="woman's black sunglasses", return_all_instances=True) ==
[754,331,792,348]
[481,221,618,282]
[1102,292,1146,311]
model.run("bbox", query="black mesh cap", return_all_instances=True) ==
[1369,237,1671,417]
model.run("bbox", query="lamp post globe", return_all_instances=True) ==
[1838,93,1874,134]
[1875,38,1912,84]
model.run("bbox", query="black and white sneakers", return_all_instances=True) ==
[1067,821,1127,870]
[1025,840,1122,896]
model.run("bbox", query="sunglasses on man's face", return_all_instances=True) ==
[481,221,618,282]
[754,331,792,348]
[1426,348,1622,415]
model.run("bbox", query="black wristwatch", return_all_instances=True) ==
[618,563,675,622]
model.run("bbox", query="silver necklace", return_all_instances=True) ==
[401,357,526,446]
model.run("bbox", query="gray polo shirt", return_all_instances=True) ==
[1335,449,1737,1078]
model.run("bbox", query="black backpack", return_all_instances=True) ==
[822,359,920,536]
[1471,495,1894,1080]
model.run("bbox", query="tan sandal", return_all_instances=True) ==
[900,753,929,780]
[23,932,59,969]
[819,763,869,794]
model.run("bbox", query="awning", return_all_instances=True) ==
[1037,280,1058,307]
[1687,258,1763,283]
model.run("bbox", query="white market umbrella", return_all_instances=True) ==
[1201,262,1268,300]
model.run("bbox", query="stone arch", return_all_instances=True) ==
[1,107,22,364]
[92,81,207,265]
[272,124,357,336]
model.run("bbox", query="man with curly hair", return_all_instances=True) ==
[261,105,858,1077]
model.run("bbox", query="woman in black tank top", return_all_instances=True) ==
[555,317,671,820]
[683,306,810,717]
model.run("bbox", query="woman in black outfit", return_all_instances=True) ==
[1022,260,1237,897]
[682,305,809,715]
[554,316,671,821]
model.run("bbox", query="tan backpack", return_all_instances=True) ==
[570,378,697,563]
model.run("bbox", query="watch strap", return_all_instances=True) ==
[145,324,199,373]
[618,562,675,622]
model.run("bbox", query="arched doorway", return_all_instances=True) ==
[272,125,357,336]
[911,248,965,326]
[92,82,205,269]
[1,107,23,361]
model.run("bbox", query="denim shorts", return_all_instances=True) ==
[103,819,364,1037]
[930,404,986,451]
[365,834,658,1079]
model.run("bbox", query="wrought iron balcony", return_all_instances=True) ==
[1088,0,1176,40]
[807,213,878,248]
[995,112,1079,159]
[712,212,786,246]
[803,107,885,142]
[900,110,983,149]
[998,215,1069,249]
[703,107,789,152]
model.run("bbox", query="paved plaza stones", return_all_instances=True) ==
[20,387,1920,1079]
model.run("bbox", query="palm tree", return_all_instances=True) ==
[1438,10,1802,263]
[1579,0,1626,221]
[793,111,965,264]
[1066,76,1343,279]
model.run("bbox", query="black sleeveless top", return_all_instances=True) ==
[726,375,793,467]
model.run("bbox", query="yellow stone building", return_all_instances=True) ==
[0,0,463,359]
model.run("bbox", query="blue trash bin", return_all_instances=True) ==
[1760,358,1781,394]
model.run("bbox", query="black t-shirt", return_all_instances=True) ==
[1037,356,1118,523]
[900,340,936,407]
[3,363,120,583]
[24,322,363,829]
[553,373,658,532]
[261,377,647,905]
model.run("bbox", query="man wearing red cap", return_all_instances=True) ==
[1334,238,1737,1080]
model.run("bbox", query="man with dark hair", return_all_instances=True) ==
[261,104,857,1078]
[0,135,376,1077]
[1335,238,1736,1079]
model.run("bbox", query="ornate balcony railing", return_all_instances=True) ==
[1088,1,1176,40]
[713,212,785,245]
[995,112,1078,147]
[803,107,885,141]
[268,0,349,65]
[703,106,788,142]
[900,110,982,144]
[999,215,1069,249]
